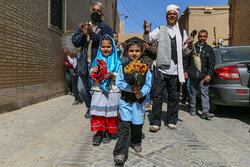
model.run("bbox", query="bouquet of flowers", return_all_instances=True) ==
[124,61,149,87]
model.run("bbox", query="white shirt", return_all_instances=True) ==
[143,24,192,75]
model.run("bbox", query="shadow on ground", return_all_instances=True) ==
[213,105,250,125]
[148,99,250,126]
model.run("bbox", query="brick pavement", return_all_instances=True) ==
[0,95,249,167]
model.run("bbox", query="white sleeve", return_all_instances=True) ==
[143,27,160,44]
[67,56,73,65]
[72,57,77,69]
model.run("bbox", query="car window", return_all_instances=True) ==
[220,47,250,62]
[213,49,220,64]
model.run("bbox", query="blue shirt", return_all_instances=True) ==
[116,66,152,124]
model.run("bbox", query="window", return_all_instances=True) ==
[220,47,250,62]
[51,0,62,29]
[48,0,66,33]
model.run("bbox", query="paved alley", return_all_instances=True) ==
[0,95,249,167]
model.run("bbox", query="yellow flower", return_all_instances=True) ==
[124,67,130,73]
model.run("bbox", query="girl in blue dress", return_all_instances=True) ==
[90,35,121,146]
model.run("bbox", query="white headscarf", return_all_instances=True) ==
[166,4,181,16]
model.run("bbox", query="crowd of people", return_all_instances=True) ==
[63,2,215,165]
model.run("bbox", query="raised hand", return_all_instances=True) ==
[80,23,87,36]
[86,22,93,36]
[143,20,150,34]
[186,36,194,48]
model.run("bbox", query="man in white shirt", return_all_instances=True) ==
[143,4,193,131]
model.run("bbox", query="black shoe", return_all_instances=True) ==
[72,100,80,105]
[102,131,111,143]
[181,98,186,104]
[92,131,103,146]
[190,110,196,116]
[201,112,215,119]
[84,109,90,119]
[114,154,125,165]
[110,133,117,139]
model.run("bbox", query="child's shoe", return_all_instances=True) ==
[92,131,103,146]
[114,154,125,165]
[102,131,111,143]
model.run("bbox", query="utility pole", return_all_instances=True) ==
[150,22,152,32]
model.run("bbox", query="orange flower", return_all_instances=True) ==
[129,68,135,74]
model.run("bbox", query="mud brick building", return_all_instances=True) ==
[178,6,230,46]
[229,0,250,45]
[0,0,119,112]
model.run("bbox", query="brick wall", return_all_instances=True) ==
[229,0,250,45]
[0,0,68,111]
[66,0,91,31]
[179,6,230,46]
[0,0,92,112]
[0,0,118,112]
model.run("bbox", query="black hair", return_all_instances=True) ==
[125,37,144,51]
[101,35,113,45]
[199,30,208,35]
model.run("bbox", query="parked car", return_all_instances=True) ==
[209,45,250,111]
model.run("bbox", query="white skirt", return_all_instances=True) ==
[90,91,121,117]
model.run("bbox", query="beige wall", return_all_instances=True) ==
[118,33,143,43]
[229,0,250,45]
[179,6,230,46]
[118,21,143,42]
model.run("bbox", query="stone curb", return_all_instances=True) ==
[0,91,66,115]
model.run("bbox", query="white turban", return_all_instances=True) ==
[166,4,181,16]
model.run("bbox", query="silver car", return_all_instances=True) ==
[209,45,250,111]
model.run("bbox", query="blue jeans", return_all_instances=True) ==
[182,78,190,100]
[78,75,92,109]
[190,78,210,113]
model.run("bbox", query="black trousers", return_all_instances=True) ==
[113,120,143,160]
[151,69,180,126]
[65,69,73,93]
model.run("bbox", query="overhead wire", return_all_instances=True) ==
[120,0,143,32]
[126,0,159,28]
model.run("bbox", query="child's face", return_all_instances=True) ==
[127,44,143,61]
[101,40,113,57]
